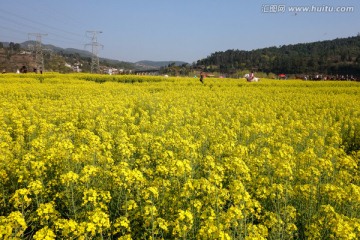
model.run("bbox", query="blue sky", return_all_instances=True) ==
[0,0,359,63]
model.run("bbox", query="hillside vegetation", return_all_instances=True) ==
[2,35,360,78]
[196,35,360,77]
[0,41,134,73]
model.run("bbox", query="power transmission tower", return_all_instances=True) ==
[85,31,103,73]
[28,33,47,73]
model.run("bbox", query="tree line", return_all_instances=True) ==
[195,35,360,78]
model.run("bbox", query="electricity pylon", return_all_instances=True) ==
[28,33,47,73]
[85,31,103,73]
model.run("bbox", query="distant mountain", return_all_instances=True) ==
[20,41,93,58]
[135,60,189,70]
[1,40,188,72]
[17,41,135,69]
[62,48,93,58]
[10,41,188,70]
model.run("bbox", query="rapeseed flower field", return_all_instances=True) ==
[0,73,359,239]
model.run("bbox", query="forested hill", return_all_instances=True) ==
[196,35,360,76]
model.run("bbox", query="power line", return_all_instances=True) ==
[85,31,103,74]
[7,1,89,33]
[28,33,47,73]
[0,9,86,49]
[0,9,84,38]
[0,23,83,49]
[0,12,84,44]
[0,25,29,36]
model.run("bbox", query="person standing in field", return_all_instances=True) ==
[200,72,205,84]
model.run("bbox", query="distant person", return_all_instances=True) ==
[244,72,259,82]
[20,65,27,73]
[200,72,205,84]
[249,71,254,81]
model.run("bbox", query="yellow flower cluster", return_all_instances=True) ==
[0,73,360,239]
[0,211,27,239]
